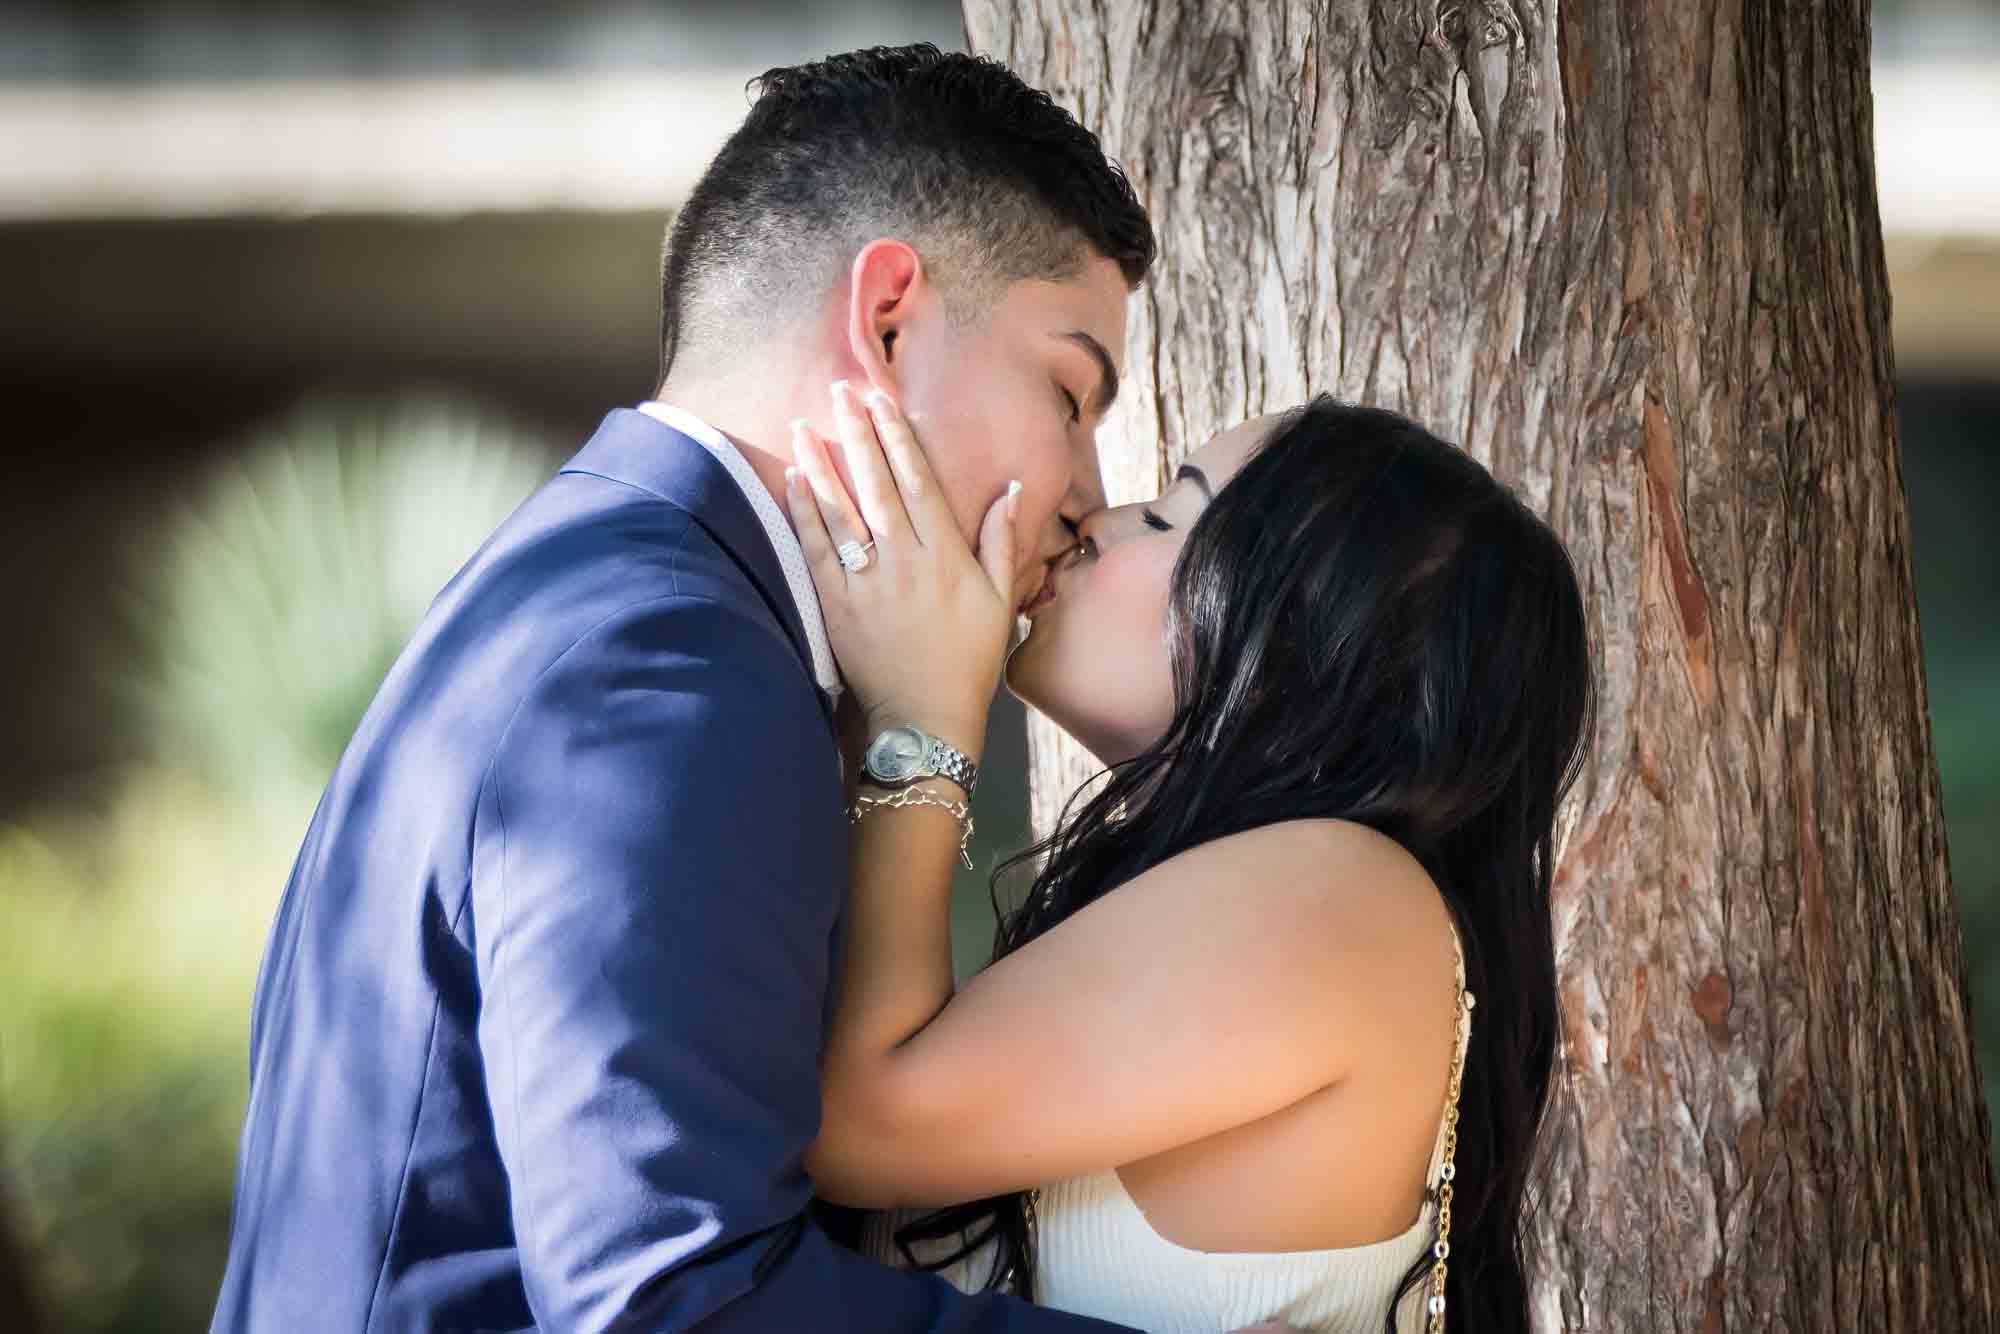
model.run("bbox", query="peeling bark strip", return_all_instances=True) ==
[964,1,1998,1328]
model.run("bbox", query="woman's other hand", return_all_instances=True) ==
[784,379,1021,757]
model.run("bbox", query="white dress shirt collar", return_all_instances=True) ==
[637,401,841,698]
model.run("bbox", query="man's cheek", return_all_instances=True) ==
[1021,449,1073,535]
[1035,490,1082,578]
[916,407,992,538]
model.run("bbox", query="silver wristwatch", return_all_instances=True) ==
[860,724,979,797]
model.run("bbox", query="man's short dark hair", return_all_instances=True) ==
[658,43,1157,380]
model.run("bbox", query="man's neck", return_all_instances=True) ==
[654,366,839,515]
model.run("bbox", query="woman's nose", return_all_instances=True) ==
[1077,504,1134,552]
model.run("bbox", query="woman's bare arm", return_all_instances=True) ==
[806,816,1443,1209]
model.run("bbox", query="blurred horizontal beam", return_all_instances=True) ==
[1872,62,2000,239]
[1,61,1995,237]
[3,217,1990,400]
[0,73,750,218]
[1,212,665,380]
[1886,236,2000,378]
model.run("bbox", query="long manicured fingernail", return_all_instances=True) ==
[1006,479,1022,517]
[785,465,801,484]
[864,387,895,415]
[830,379,851,404]
[1006,480,1023,498]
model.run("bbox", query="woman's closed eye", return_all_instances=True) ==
[1141,508,1173,532]
[1059,386,1083,424]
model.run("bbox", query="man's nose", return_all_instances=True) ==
[1032,514,1082,569]
[1067,441,1108,517]
[1070,475,1107,519]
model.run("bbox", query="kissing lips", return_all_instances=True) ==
[1018,564,1061,618]
[1019,543,1085,619]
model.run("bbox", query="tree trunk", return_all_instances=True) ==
[963,1,1999,1328]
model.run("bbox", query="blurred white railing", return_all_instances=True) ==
[1873,62,2000,238]
[0,73,750,218]
[0,61,1991,237]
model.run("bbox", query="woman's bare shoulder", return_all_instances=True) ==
[1163,819,1458,1008]
[1174,817,1447,918]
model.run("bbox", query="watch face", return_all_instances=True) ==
[866,726,928,782]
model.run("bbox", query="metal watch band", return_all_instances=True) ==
[924,735,980,797]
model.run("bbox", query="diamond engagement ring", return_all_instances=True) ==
[836,540,876,572]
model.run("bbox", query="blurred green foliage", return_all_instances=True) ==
[1,772,294,1332]
[115,393,559,815]
[1900,383,2000,1151]
[1,395,555,1333]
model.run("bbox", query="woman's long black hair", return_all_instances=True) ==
[886,397,1595,1333]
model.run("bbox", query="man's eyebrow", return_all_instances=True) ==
[1060,330,1121,414]
[1176,463,1214,501]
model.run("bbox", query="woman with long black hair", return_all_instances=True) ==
[783,385,1594,1333]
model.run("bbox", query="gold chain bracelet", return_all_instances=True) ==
[850,785,975,870]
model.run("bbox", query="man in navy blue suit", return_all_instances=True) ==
[211,45,1172,1333]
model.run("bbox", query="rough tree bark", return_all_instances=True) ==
[963,1,1998,1328]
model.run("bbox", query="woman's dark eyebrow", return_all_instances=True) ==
[1176,463,1214,500]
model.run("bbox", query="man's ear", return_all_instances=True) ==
[846,239,924,395]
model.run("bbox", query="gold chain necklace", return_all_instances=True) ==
[1425,934,1474,1332]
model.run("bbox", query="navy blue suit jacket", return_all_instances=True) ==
[211,410,1130,1333]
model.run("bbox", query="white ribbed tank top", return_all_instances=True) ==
[863,924,1472,1333]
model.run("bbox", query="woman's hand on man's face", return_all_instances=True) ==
[783,379,1022,758]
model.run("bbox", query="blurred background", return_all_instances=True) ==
[0,2,1994,1330]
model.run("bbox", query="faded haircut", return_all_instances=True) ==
[658,43,1155,381]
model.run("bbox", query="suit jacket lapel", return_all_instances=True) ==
[559,409,820,699]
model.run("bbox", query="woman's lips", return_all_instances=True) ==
[1020,545,1086,619]
[1019,569,1061,618]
